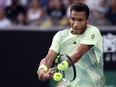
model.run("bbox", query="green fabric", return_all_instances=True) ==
[50,24,105,87]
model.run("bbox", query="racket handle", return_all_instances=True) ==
[53,72,62,81]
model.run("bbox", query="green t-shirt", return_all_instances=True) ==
[50,24,105,87]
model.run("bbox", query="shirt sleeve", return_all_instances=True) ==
[80,27,101,46]
[49,31,61,53]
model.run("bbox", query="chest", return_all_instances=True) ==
[59,35,83,55]
[60,35,83,46]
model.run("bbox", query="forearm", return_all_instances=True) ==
[39,56,53,69]
[37,57,52,74]
[37,56,54,81]
[70,51,81,64]
[56,52,81,71]
[70,44,93,65]
[38,49,58,70]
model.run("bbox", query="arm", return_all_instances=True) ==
[37,31,61,81]
[37,49,58,81]
[57,44,93,71]
[70,44,93,65]
[39,49,58,68]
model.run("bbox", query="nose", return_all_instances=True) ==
[73,21,79,27]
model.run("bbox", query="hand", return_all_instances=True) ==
[37,68,48,81]
[45,68,54,79]
[37,68,54,81]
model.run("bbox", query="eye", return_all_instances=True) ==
[71,17,84,22]
[78,18,83,22]
[71,17,76,21]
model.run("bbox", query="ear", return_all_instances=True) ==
[87,18,90,24]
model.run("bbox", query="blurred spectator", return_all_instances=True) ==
[85,0,102,24]
[0,0,12,8]
[4,0,12,7]
[16,12,27,25]
[0,0,114,27]
[63,0,73,17]
[5,0,29,7]
[26,0,43,26]
[26,0,49,8]
[73,0,85,3]
[0,8,11,28]
[97,0,110,25]
[106,0,116,25]
[5,0,25,24]
[0,0,6,8]
[98,0,107,13]
[40,0,48,8]
[90,0,110,25]
[38,8,52,28]
[47,0,68,26]
[85,0,102,11]
[19,0,28,6]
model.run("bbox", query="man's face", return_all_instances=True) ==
[69,10,89,35]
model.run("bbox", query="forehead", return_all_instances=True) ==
[70,10,86,18]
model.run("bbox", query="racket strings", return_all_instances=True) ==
[54,54,76,82]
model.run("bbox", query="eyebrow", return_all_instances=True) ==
[71,17,84,20]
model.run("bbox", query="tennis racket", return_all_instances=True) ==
[53,54,76,82]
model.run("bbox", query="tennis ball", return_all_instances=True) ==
[53,72,62,81]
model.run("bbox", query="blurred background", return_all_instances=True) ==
[0,0,116,87]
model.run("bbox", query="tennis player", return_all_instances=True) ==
[37,3,105,87]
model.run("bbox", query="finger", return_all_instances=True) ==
[46,68,55,78]
[47,68,55,74]
[38,70,47,81]
[39,73,49,81]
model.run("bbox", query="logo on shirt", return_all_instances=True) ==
[91,34,95,39]
[73,41,76,44]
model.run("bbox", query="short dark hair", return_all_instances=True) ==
[70,3,90,19]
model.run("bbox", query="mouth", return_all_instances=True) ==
[72,27,82,34]
[73,27,81,30]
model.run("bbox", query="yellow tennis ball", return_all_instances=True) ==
[53,72,62,81]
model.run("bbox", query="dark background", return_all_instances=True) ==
[0,31,56,87]
[0,30,116,87]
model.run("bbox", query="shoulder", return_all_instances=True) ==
[57,28,71,37]
[54,28,71,38]
[58,28,71,34]
[84,24,101,34]
[83,25,102,40]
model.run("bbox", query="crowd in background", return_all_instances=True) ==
[0,0,116,28]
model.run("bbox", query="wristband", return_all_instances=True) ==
[57,60,69,71]
[37,64,48,74]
